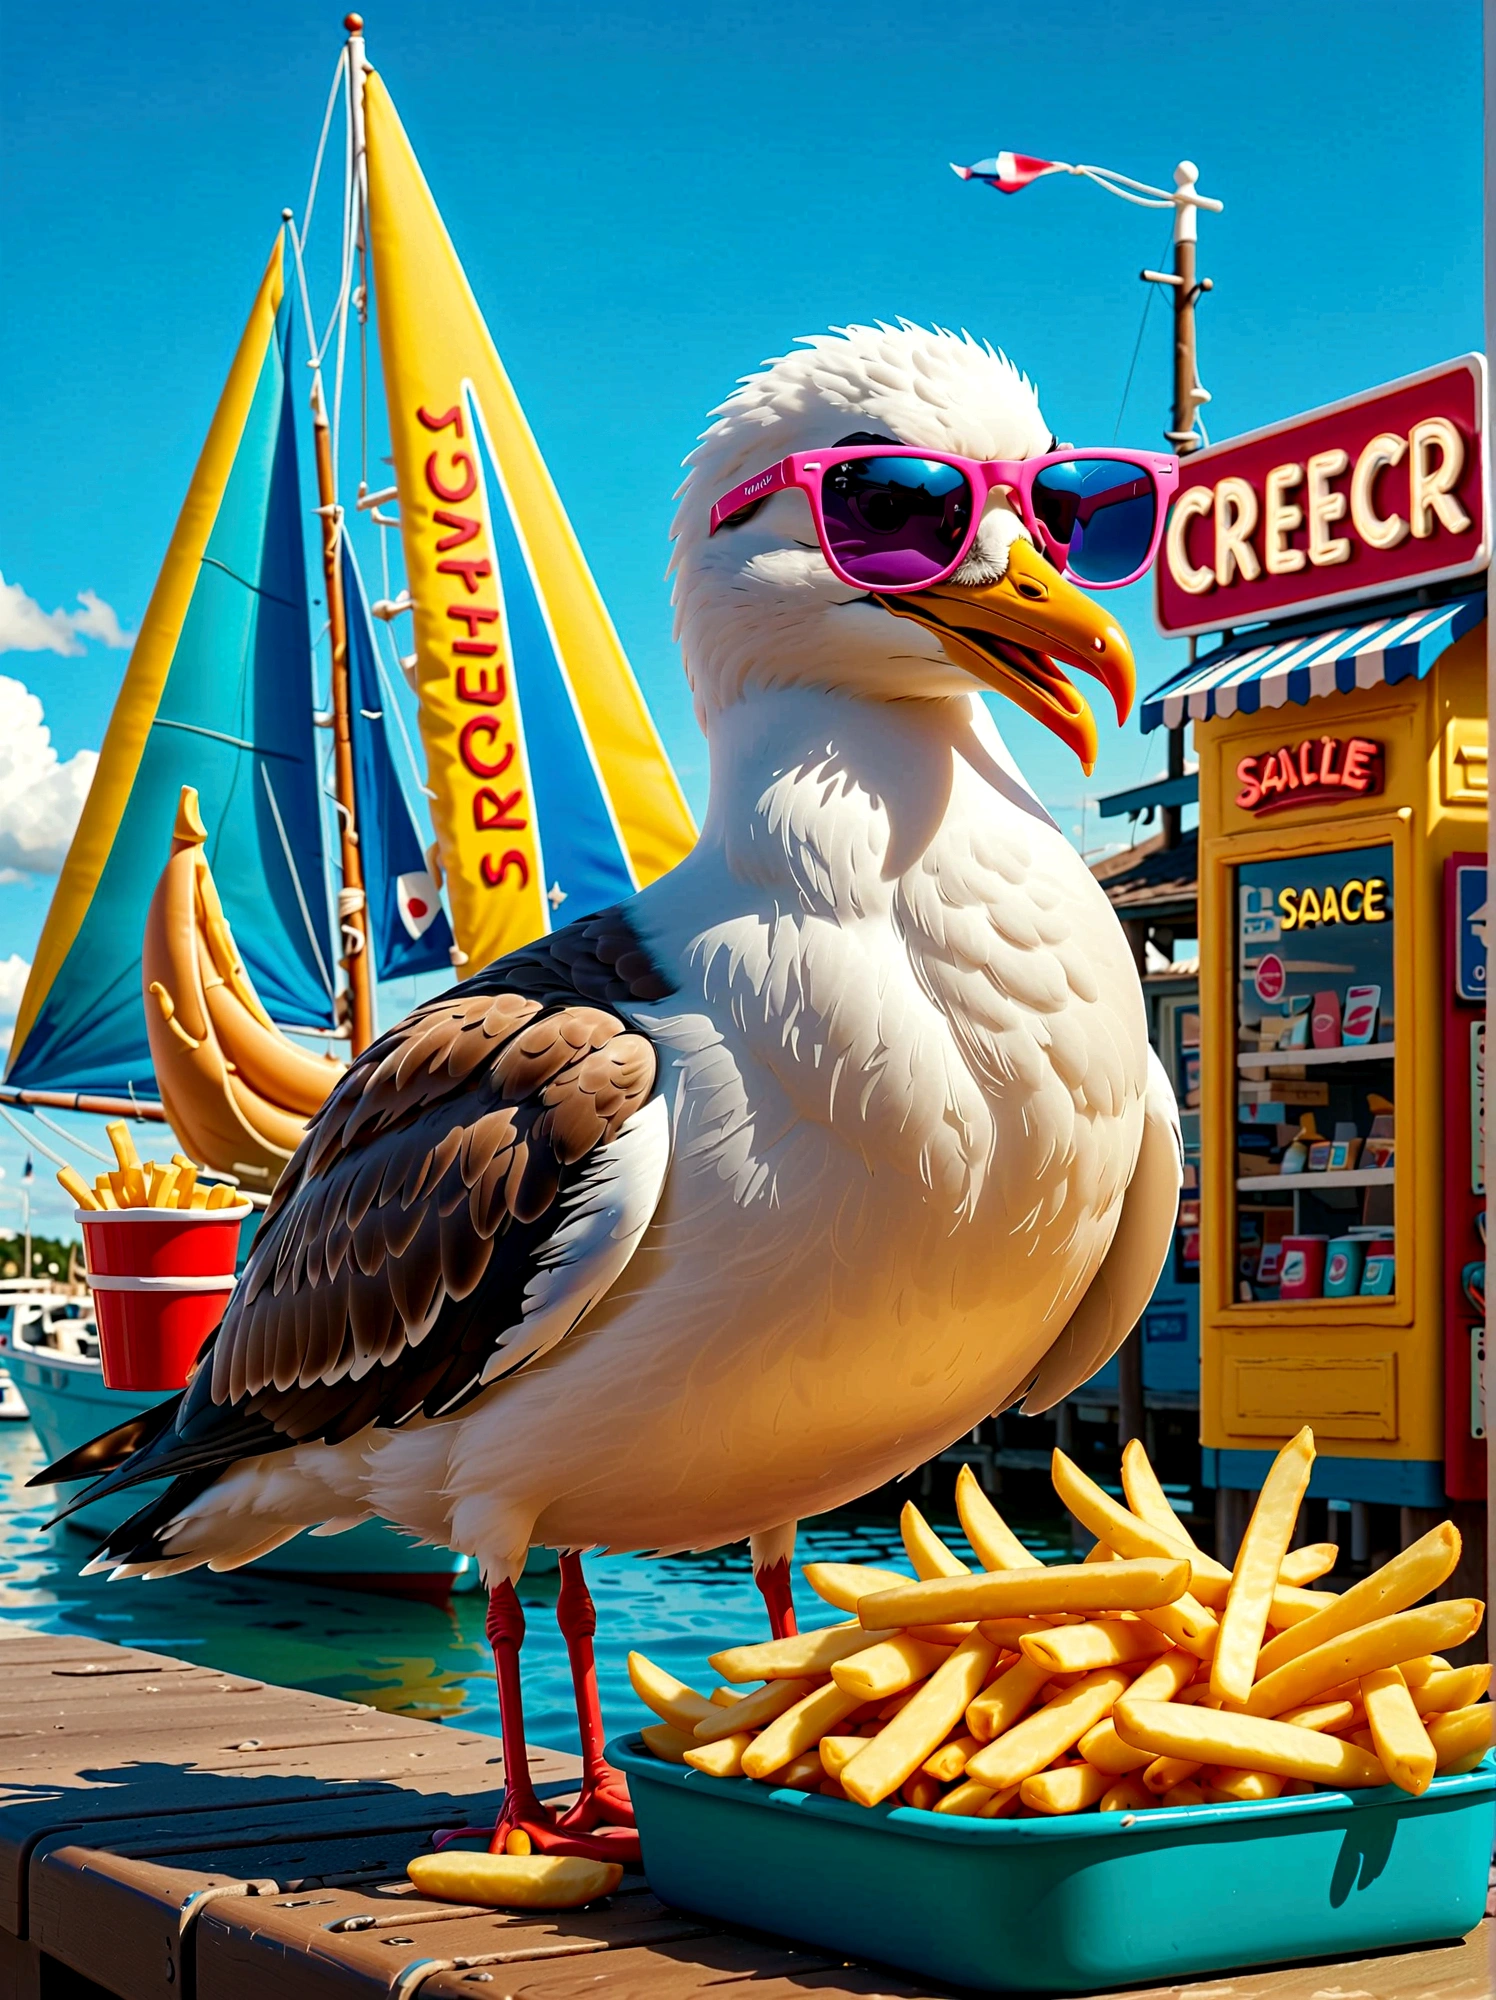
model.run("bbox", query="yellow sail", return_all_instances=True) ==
[362,71,696,970]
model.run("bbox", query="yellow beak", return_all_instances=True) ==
[874,537,1137,775]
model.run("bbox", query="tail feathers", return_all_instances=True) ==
[80,1469,219,1577]
[30,1397,182,1494]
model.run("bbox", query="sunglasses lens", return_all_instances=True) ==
[820,456,972,586]
[1031,458,1157,584]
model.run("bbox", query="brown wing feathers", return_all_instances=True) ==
[34,907,672,1510]
[210,995,656,1441]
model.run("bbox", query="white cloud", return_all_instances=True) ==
[0,958,30,1024]
[0,572,135,657]
[0,680,97,874]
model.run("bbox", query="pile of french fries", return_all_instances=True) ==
[630,1428,1491,1818]
[57,1121,240,1213]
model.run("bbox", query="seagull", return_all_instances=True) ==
[39,322,1181,1862]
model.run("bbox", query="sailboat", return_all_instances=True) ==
[4,14,695,1597]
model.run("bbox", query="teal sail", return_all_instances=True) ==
[8,239,335,1097]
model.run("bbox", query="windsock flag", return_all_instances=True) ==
[951,153,1072,193]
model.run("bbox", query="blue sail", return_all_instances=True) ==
[8,239,336,1096]
[343,542,454,980]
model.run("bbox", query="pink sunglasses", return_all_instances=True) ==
[709,444,1180,593]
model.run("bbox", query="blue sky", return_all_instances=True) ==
[0,0,1483,1229]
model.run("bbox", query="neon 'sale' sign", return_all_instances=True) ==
[1234,735,1384,814]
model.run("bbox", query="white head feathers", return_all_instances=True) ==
[670,322,1053,723]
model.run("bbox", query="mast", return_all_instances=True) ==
[302,9,376,1057]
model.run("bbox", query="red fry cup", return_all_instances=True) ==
[1278,1235,1329,1301]
[76,1204,250,1391]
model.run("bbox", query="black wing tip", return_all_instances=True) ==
[28,1398,183,1489]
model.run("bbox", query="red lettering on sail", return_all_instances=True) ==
[457,662,508,705]
[1341,737,1378,792]
[460,716,514,779]
[452,640,498,657]
[448,605,500,638]
[418,405,465,437]
[482,850,530,890]
[438,556,493,592]
[434,510,482,552]
[426,451,477,503]
[474,787,527,832]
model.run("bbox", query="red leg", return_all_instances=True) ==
[755,1555,798,1640]
[436,1579,560,1852]
[549,1552,640,1863]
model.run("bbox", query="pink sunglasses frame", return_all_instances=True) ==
[708,444,1181,593]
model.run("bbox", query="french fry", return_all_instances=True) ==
[1206,1767,1284,1802]
[741,1680,862,1778]
[1075,1648,1196,1773]
[172,1156,200,1205]
[954,1464,1034,1569]
[1113,1698,1387,1788]
[1020,1762,1111,1815]
[900,1772,943,1811]
[841,1634,998,1808]
[1425,1704,1494,1773]
[965,1654,1052,1744]
[693,1676,817,1742]
[1268,1585,1341,1628]
[709,1622,895,1683]
[1279,1544,1339,1587]
[1400,1654,1449,1687]
[803,1562,909,1612]
[1253,1524,1462,1681]
[858,1557,1191,1631]
[1277,1699,1357,1733]
[56,1166,101,1210]
[921,1733,980,1782]
[901,1500,970,1578]
[818,1735,867,1779]
[1360,1666,1436,1796]
[1120,1439,1233,1600]
[627,1651,718,1732]
[93,1177,119,1208]
[1411,1665,1491,1716]
[1099,1776,1152,1812]
[934,1778,1011,1816]
[831,1634,953,1704]
[710,1686,741,1706]
[876,1684,921,1722]
[771,1753,825,1792]
[1211,1427,1316,1704]
[1054,1447,1227,1612]
[1084,1542,1114,1564]
[105,1120,141,1173]
[206,1180,235,1210]
[1019,1620,1173,1676]
[976,1617,1052,1650]
[1246,1601,1484,1718]
[640,1721,696,1763]
[965,1667,1131,1791]
[1144,1755,1201,1793]
[683,1731,754,1776]
[1162,1780,1207,1807]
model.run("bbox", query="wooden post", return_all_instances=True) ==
[311,376,374,1057]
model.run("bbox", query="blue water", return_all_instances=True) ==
[0,1423,1069,1756]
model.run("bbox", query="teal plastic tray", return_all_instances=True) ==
[610,1737,1494,1992]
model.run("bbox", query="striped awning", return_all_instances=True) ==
[1140,594,1485,733]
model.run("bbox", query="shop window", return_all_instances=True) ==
[1233,844,1395,1305]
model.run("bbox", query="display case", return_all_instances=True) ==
[1233,843,1397,1307]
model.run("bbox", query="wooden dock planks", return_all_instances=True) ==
[0,1624,1487,2000]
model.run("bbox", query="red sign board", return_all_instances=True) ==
[1155,356,1488,637]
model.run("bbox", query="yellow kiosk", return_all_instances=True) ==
[1144,355,1488,1540]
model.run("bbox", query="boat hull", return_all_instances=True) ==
[11,1346,482,1601]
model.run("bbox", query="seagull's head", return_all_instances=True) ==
[671,321,1136,772]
